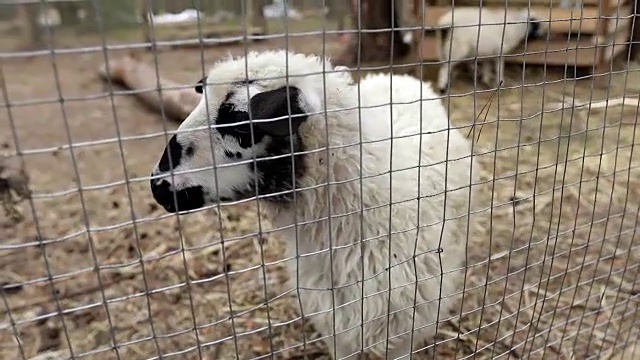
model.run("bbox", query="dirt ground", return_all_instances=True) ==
[2,29,640,360]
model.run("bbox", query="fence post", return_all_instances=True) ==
[395,0,403,26]
[56,2,80,26]
[17,3,44,48]
[249,0,267,35]
[631,0,640,60]
[328,0,346,30]
[139,0,151,44]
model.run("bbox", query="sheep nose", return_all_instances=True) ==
[149,172,205,213]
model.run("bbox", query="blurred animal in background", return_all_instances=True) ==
[435,7,547,93]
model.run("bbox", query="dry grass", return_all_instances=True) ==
[441,65,640,359]
[1,27,640,360]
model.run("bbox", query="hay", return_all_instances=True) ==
[2,62,640,360]
[442,69,640,359]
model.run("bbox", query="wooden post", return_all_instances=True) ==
[335,0,412,66]
[98,55,201,122]
[250,0,268,36]
[76,1,98,33]
[93,0,139,29]
[395,0,403,28]
[55,2,80,26]
[631,0,640,60]
[328,0,347,30]
[413,0,427,22]
[245,0,253,36]
[594,4,613,88]
[138,0,151,44]
[17,4,44,49]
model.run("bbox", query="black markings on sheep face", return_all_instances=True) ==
[215,84,304,149]
[527,18,544,40]
[150,83,312,213]
[238,136,306,203]
[216,91,267,149]
[157,136,184,173]
[223,150,242,160]
[217,85,309,203]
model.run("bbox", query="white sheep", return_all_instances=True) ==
[436,7,546,93]
[149,50,479,360]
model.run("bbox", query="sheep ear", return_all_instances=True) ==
[249,86,308,138]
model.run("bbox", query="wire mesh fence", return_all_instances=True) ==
[1,0,640,359]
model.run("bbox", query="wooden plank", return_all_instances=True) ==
[145,24,264,43]
[419,34,600,65]
[97,54,200,123]
[2,0,87,3]
[451,0,627,9]
[419,34,611,66]
[417,23,631,64]
[418,5,632,35]
[504,38,603,66]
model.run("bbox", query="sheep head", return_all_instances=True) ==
[149,50,351,213]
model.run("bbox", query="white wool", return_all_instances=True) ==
[436,7,536,91]
[175,50,479,359]
[252,55,479,359]
[184,51,351,133]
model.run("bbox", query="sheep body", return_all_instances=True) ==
[150,50,479,360]
[263,70,478,359]
[436,7,544,92]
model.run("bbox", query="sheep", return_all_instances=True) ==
[149,50,479,360]
[435,7,546,93]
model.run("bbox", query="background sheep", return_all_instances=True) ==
[149,50,479,360]
[436,7,546,93]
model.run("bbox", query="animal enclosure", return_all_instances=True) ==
[1,0,640,359]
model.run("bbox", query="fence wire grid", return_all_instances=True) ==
[1,0,640,359]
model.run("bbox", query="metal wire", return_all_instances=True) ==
[1,0,639,359]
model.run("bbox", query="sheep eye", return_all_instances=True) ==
[195,77,207,94]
